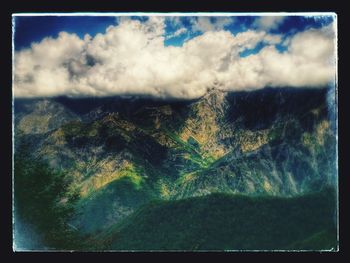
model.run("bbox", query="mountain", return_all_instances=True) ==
[92,188,337,251]
[13,86,338,250]
[14,98,80,135]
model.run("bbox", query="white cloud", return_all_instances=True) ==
[190,17,235,32]
[219,23,336,90]
[166,16,235,34]
[254,16,286,31]
[165,28,187,40]
[14,17,336,99]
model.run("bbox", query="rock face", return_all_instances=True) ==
[14,87,337,235]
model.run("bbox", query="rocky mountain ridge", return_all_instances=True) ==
[14,87,337,235]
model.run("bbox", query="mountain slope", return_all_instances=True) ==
[92,188,337,251]
[14,87,337,240]
[14,98,80,135]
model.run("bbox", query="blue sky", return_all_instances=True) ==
[14,16,117,50]
[14,15,334,51]
[13,14,336,98]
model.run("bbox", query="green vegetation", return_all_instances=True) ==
[72,176,155,235]
[163,129,216,170]
[14,144,82,250]
[13,88,337,251]
[96,188,337,251]
[79,162,145,197]
[285,228,337,250]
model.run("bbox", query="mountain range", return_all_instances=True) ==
[13,87,338,251]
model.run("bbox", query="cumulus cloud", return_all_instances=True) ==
[254,16,286,31]
[190,17,235,32]
[14,17,336,99]
[166,16,235,34]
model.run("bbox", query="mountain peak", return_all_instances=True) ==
[204,87,225,96]
[198,87,228,113]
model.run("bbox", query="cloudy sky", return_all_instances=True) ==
[13,14,337,99]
